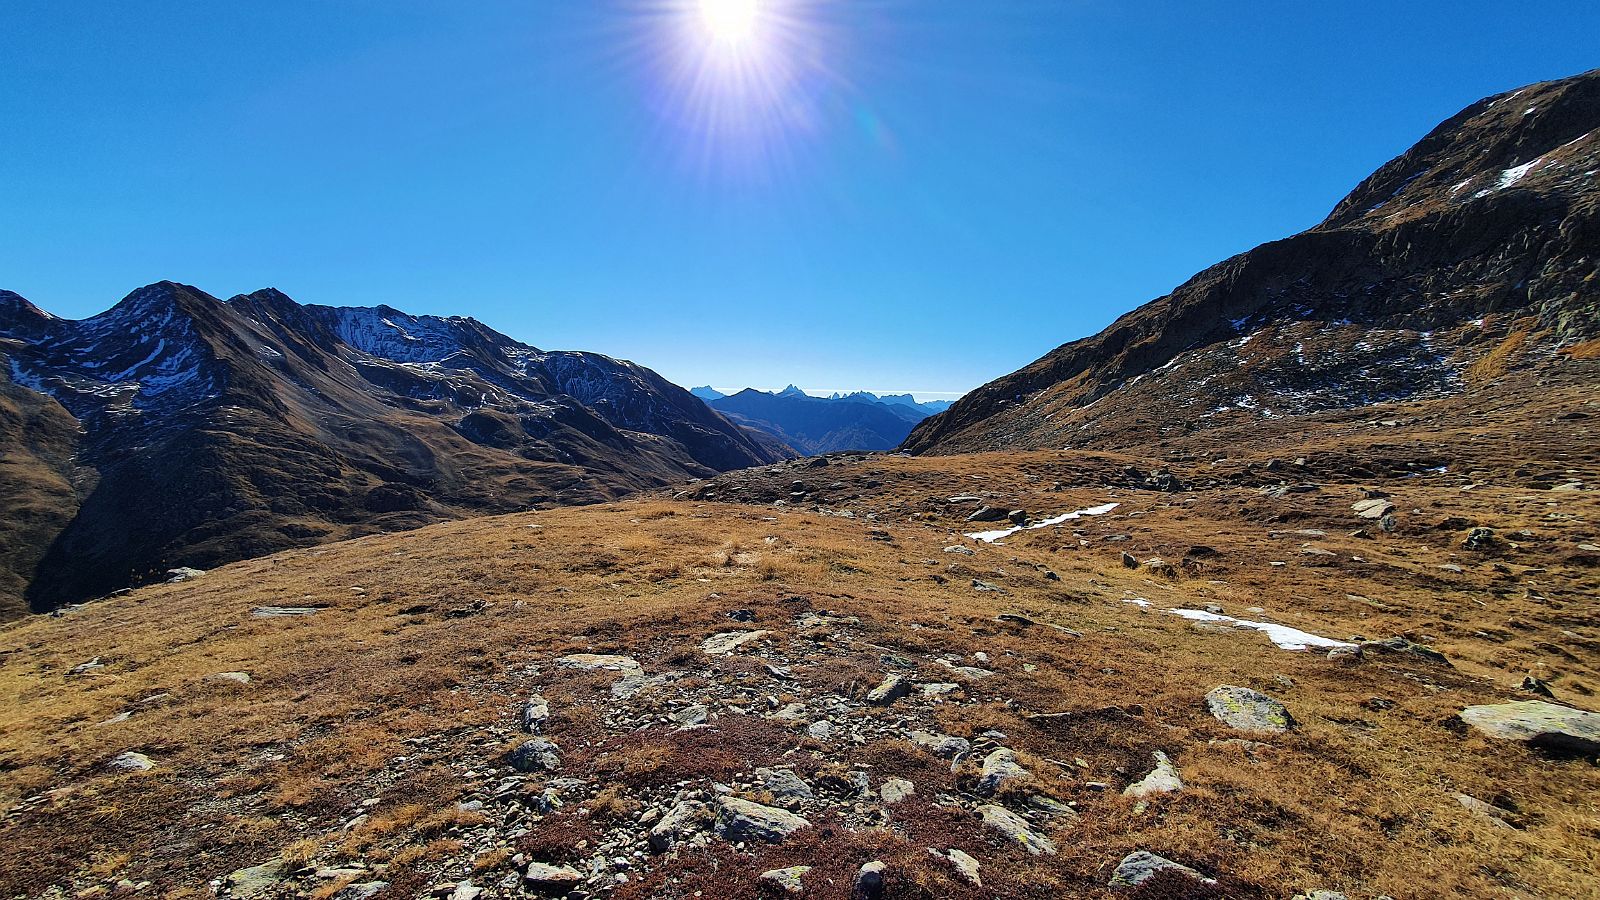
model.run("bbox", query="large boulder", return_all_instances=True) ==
[716,797,811,843]
[1459,700,1600,754]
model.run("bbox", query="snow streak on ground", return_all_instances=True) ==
[965,502,1120,543]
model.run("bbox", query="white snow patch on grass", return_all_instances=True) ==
[966,502,1119,543]
[1164,608,1354,651]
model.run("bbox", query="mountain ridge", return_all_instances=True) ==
[904,69,1600,455]
[0,282,786,614]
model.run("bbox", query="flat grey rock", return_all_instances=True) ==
[1206,685,1295,734]
[1459,700,1600,754]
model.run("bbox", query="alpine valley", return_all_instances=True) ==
[0,68,1597,900]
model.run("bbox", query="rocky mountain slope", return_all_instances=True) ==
[708,388,932,454]
[905,68,1600,455]
[1,361,1595,898]
[0,283,785,614]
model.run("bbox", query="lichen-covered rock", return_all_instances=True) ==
[716,796,811,843]
[977,804,1056,855]
[759,866,811,894]
[1458,700,1600,754]
[1206,685,1295,733]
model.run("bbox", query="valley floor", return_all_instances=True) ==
[0,377,1597,899]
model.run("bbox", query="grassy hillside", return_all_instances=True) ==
[2,368,1596,898]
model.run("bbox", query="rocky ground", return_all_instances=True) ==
[0,373,1597,899]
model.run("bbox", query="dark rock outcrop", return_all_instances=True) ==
[905,70,1600,455]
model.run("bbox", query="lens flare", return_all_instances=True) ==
[698,0,760,46]
[623,0,849,178]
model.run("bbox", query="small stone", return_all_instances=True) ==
[928,848,981,886]
[701,630,771,655]
[521,694,550,733]
[865,674,911,705]
[649,799,713,851]
[557,654,642,674]
[879,778,915,804]
[1293,892,1349,900]
[450,883,483,900]
[971,579,1007,593]
[208,672,251,685]
[943,545,976,555]
[165,566,206,582]
[978,748,1031,795]
[754,767,814,806]
[1123,751,1183,798]
[1108,851,1214,890]
[807,720,833,740]
[508,739,562,773]
[671,704,709,727]
[1205,685,1295,734]
[1121,551,1139,569]
[758,866,811,895]
[1463,527,1496,549]
[336,883,388,900]
[523,862,582,892]
[852,861,887,900]
[977,804,1056,855]
[107,751,155,772]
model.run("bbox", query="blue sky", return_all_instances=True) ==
[2,2,1595,399]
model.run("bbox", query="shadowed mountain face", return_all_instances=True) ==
[0,283,786,614]
[905,69,1600,455]
[707,388,931,454]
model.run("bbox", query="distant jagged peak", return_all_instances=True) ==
[776,384,809,398]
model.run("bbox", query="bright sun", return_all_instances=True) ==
[698,0,760,45]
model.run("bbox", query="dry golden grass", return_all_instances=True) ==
[1468,329,1529,383]
[0,369,1595,897]
[1563,336,1600,359]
